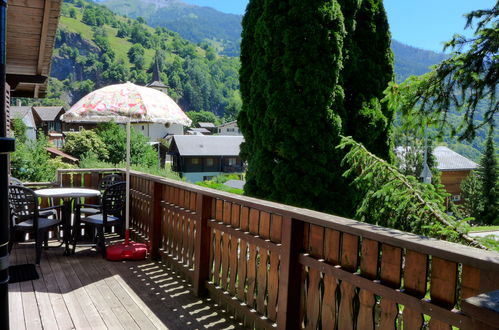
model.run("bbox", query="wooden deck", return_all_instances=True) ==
[8,242,242,330]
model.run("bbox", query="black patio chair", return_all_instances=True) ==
[9,177,23,186]
[8,185,63,264]
[73,182,126,257]
[78,174,124,216]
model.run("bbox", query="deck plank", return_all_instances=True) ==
[46,247,92,329]
[67,252,124,329]
[102,262,167,330]
[16,245,43,330]
[54,253,108,329]
[98,262,161,330]
[9,242,241,330]
[78,253,141,330]
[24,247,59,330]
[8,246,26,330]
[37,246,74,330]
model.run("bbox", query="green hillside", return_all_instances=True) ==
[100,0,242,56]
[46,0,240,118]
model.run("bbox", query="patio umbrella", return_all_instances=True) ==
[61,82,191,260]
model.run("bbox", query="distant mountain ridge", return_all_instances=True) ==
[391,40,447,82]
[99,0,242,56]
[99,0,446,81]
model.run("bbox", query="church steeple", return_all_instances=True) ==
[146,51,168,93]
[152,56,161,83]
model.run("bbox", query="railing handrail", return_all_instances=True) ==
[61,168,499,272]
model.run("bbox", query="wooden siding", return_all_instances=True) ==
[54,168,499,329]
[441,169,472,202]
[6,0,62,97]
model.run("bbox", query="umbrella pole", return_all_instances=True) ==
[125,119,131,245]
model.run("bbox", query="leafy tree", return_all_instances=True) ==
[102,59,130,83]
[478,124,498,224]
[69,7,77,19]
[130,70,149,85]
[96,122,158,167]
[239,0,349,214]
[127,44,145,66]
[11,118,28,144]
[186,110,220,127]
[63,129,109,161]
[117,25,129,38]
[385,3,498,140]
[223,94,242,123]
[11,134,73,182]
[461,171,484,220]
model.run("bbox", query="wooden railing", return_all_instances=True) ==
[56,168,499,330]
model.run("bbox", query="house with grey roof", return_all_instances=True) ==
[32,106,65,147]
[217,120,242,136]
[198,122,216,134]
[169,135,245,182]
[433,146,479,203]
[10,106,37,141]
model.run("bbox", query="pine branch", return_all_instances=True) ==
[339,136,487,249]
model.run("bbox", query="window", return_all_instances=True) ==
[452,195,461,202]
[228,157,237,166]
[227,128,235,132]
[142,125,145,130]
[191,157,200,165]
[206,158,214,166]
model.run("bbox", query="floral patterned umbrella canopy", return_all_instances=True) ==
[61,81,191,126]
[61,82,191,259]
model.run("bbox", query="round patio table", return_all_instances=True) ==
[35,188,100,255]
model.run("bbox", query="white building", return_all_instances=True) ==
[133,123,184,140]
[217,121,242,136]
[10,106,37,141]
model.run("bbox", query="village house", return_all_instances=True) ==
[218,120,242,135]
[433,146,479,203]
[9,106,37,141]
[169,135,244,182]
[32,106,65,147]
[198,122,216,134]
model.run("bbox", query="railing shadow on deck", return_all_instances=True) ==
[37,168,499,329]
[9,242,241,330]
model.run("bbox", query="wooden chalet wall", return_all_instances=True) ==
[56,168,499,329]
[440,170,473,203]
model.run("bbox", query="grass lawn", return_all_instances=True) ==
[468,225,499,232]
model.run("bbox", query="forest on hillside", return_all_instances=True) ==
[25,0,241,121]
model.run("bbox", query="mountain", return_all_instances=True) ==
[99,0,446,81]
[41,0,241,117]
[99,0,242,56]
[391,40,447,82]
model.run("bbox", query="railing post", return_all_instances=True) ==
[193,193,213,296]
[462,290,499,330]
[277,217,304,330]
[150,181,163,260]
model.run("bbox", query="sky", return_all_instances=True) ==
[181,0,496,53]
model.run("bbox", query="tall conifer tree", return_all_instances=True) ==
[479,124,498,224]
[239,0,394,215]
[239,0,348,213]
[339,0,395,160]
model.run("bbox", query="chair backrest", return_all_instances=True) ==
[99,174,123,191]
[8,185,39,226]
[102,182,126,218]
[9,177,24,186]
